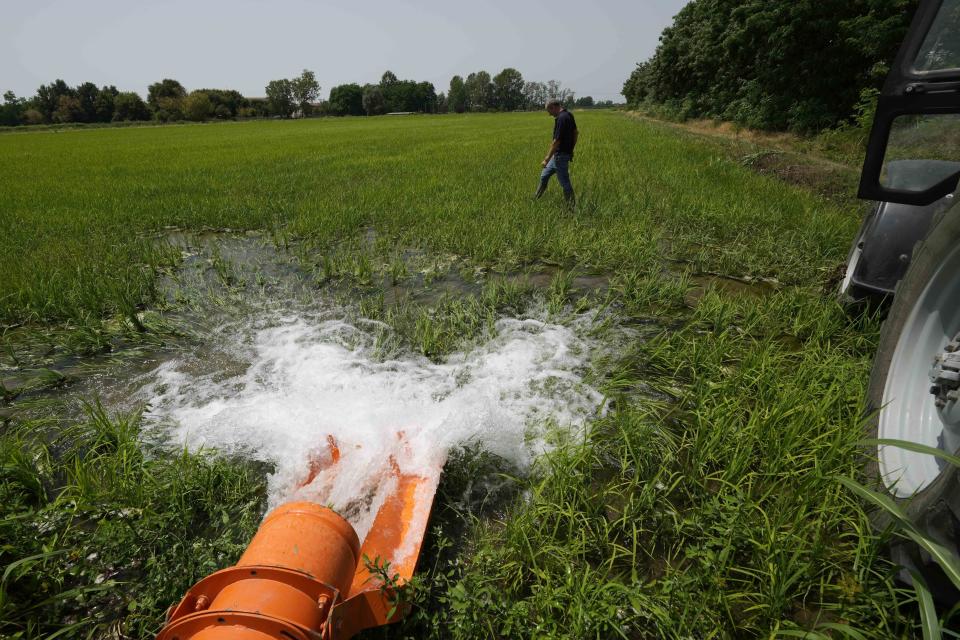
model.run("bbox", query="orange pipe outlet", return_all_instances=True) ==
[158,502,360,640]
[158,434,443,640]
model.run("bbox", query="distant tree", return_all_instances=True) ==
[291,69,320,117]
[93,85,119,122]
[197,89,247,117]
[523,81,547,110]
[147,79,187,121]
[147,79,186,110]
[413,81,437,112]
[465,71,493,111]
[448,75,467,113]
[154,97,185,121]
[436,91,448,113]
[546,80,574,105]
[574,96,595,107]
[75,82,100,122]
[34,80,74,122]
[328,83,365,116]
[265,78,295,117]
[112,92,150,121]
[243,98,271,118]
[380,70,399,87]
[52,95,83,123]
[184,91,214,121]
[361,84,386,115]
[0,91,26,126]
[493,68,525,111]
[21,108,45,125]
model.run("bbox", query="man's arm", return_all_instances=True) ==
[543,139,560,167]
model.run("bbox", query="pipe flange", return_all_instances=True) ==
[930,332,960,413]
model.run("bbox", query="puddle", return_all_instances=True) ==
[685,273,779,306]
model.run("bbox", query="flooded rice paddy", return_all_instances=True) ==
[3,231,640,538]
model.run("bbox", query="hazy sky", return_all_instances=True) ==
[2,0,689,101]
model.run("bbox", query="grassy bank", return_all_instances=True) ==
[1,112,918,637]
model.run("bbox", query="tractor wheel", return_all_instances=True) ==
[865,204,960,603]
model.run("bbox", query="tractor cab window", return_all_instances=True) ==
[859,0,960,205]
[914,0,960,73]
[880,113,960,193]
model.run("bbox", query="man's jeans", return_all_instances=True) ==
[538,152,573,197]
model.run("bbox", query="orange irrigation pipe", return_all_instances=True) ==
[157,435,442,640]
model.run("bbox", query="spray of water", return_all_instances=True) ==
[138,306,605,540]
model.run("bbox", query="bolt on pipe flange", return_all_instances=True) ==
[930,332,960,423]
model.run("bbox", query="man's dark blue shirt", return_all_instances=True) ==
[553,109,577,154]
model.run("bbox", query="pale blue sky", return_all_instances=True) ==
[2,0,689,101]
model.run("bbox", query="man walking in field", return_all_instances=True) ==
[534,99,578,207]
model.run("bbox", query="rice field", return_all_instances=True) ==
[0,111,919,637]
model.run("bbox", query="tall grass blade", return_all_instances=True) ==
[910,570,942,640]
[837,475,960,589]
[861,438,960,470]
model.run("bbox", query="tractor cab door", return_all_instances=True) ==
[859,0,960,206]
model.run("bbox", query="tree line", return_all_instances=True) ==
[0,79,260,127]
[325,68,595,116]
[1,66,603,127]
[622,0,918,133]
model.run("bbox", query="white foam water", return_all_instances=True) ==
[138,308,606,540]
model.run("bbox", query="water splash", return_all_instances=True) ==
[138,307,605,539]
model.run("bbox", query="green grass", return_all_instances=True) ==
[0,112,922,637]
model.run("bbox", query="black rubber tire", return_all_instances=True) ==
[864,204,960,605]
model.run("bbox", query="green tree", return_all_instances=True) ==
[196,89,247,117]
[184,91,213,121]
[328,83,365,116]
[523,81,547,110]
[147,79,186,110]
[448,75,467,113]
[147,79,187,121]
[361,84,386,116]
[52,94,83,123]
[625,0,918,132]
[574,96,595,107]
[413,81,437,112]
[380,70,399,87]
[291,69,320,117]
[265,79,295,117]
[465,71,493,111]
[75,82,100,122]
[0,91,26,126]
[21,108,45,125]
[493,68,525,111]
[34,80,74,122]
[93,86,119,122]
[112,92,150,121]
